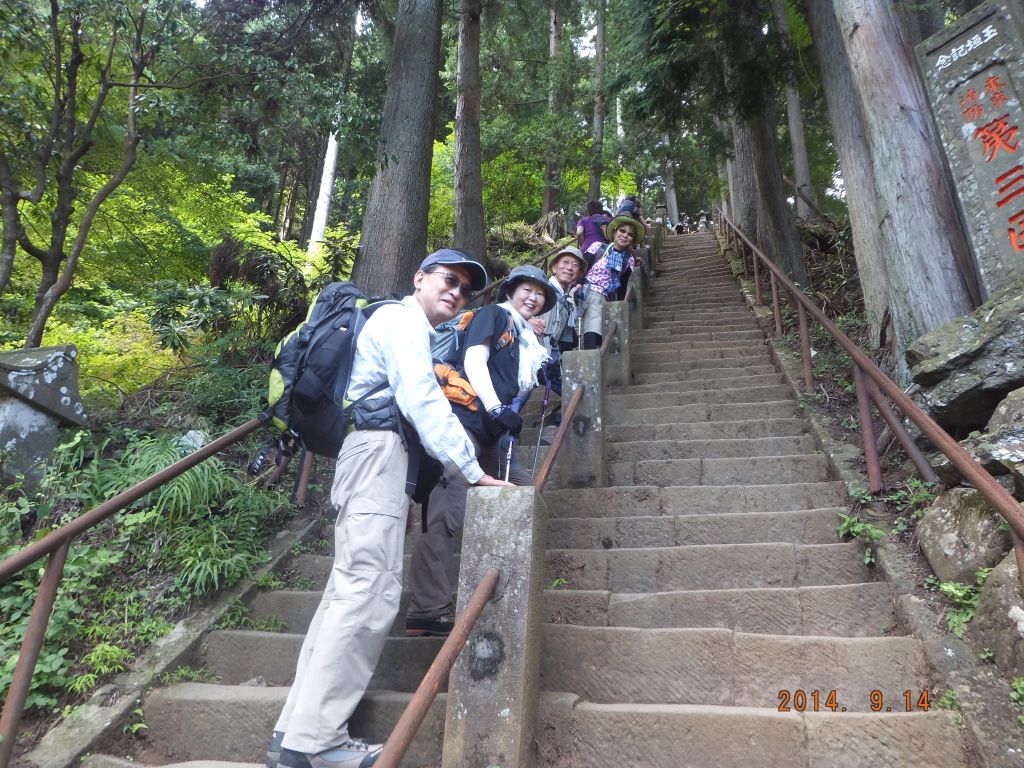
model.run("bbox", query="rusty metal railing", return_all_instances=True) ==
[716,208,1024,590]
[0,415,268,768]
[375,566,500,768]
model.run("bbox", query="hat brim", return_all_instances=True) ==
[548,249,588,275]
[450,259,488,291]
[605,215,646,246]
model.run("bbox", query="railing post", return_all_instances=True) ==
[602,302,631,388]
[0,541,70,768]
[752,249,762,304]
[557,349,606,488]
[770,273,783,337]
[797,303,813,394]
[853,365,883,493]
[442,487,547,768]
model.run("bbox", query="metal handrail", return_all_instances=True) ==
[0,415,268,768]
[715,208,1024,589]
[533,384,586,493]
[375,566,501,768]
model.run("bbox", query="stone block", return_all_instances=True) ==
[443,487,547,768]
[967,551,1024,678]
[916,488,1011,583]
[601,299,631,388]
[557,349,605,488]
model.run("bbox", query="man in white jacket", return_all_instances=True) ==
[272,250,513,768]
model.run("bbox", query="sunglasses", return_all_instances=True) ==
[431,269,474,300]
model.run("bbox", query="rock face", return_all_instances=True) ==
[916,488,1011,584]
[968,552,1024,678]
[907,277,1024,428]
[927,387,1024,496]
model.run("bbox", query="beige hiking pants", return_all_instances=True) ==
[276,430,408,754]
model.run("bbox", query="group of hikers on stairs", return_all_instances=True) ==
[266,202,648,768]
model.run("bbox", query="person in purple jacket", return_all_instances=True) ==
[575,200,611,263]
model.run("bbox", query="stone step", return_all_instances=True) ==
[83,758,261,768]
[536,695,966,768]
[546,507,844,549]
[633,365,779,384]
[649,290,736,299]
[633,328,763,342]
[646,308,752,320]
[607,401,799,425]
[245,580,888,642]
[607,435,814,461]
[634,327,763,341]
[633,338,767,352]
[608,418,806,443]
[647,280,737,288]
[140,685,443,766]
[648,291,741,302]
[285,553,460,590]
[612,373,785,394]
[249,589,457,638]
[546,541,874,591]
[632,348,769,366]
[544,583,895,636]
[632,357,773,375]
[638,316,754,329]
[544,483,849,518]
[608,384,792,409]
[201,631,442,691]
[641,321,757,334]
[609,455,831,487]
[539,627,927,710]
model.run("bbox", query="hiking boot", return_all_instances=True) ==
[266,731,285,768]
[404,614,454,637]
[279,739,383,768]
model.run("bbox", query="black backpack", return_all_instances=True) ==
[265,282,396,458]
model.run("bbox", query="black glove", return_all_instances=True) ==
[489,405,523,436]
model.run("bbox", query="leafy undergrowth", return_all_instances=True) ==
[0,343,323,757]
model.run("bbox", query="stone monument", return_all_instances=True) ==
[917,2,1024,300]
[0,345,88,488]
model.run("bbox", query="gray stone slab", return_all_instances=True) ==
[540,627,929,710]
[608,385,793,409]
[141,685,444,766]
[803,711,966,768]
[543,482,849,518]
[608,418,806,442]
[201,631,442,690]
[607,435,814,461]
[607,401,797,425]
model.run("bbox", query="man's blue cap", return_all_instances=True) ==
[419,248,489,291]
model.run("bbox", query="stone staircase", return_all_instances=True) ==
[534,232,967,767]
[81,231,967,768]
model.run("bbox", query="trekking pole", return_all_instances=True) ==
[531,379,553,476]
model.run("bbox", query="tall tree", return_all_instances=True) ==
[803,1,889,347]
[831,0,979,361]
[662,133,680,224]
[453,0,486,262]
[355,0,443,296]
[721,0,810,287]
[542,2,563,217]
[772,0,819,221]
[588,0,607,202]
